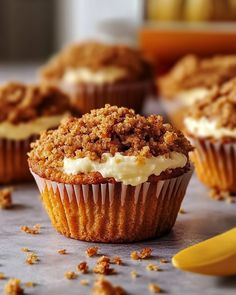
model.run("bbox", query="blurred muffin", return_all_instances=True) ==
[40,41,155,114]
[184,78,236,196]
[158,55,236,128]
[29,104,193,243]
[0,82,70,183]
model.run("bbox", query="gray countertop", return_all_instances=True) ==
[1,175,236,295]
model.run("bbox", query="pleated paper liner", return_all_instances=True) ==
[0,136,38,183]
[31,168,193,243]
[60,79,156,115]
[190,137,236,192]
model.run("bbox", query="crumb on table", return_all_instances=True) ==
[4,278,24,295]
[148,283,162,293]
[80,279,89,286]
[0,272,6,279]
[20,224,41,235]
[86,246,99,257]
[0,188,13,209]
[25,253,39,265]
[130,271,139,278]
[112,256,122,265]
[146,264,160,271]
[25,282,35,288]
[93,260,115,275]
[77,262,89,274]
[92,278,126,295]
[131,248,153,260]
[57,249,67,255]
[64,271,77,280]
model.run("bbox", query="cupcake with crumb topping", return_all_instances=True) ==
[29,104,193,242]
[0,82,70,183]
[184,78,236,197]
[158,54,236,129]
[39,41,155,114]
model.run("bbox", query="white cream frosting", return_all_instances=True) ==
[0,113,69,140]
[63,152,187,186]
[184,117,236,139]
[176,87,209,106]
[63,66,128,85]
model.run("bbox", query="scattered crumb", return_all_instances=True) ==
[86,246,99,257]
[21,248,30,253]
[112,256,122,265]
[64,271,77,280]
[0,272,6,279]
[148,283,162,293]
[130,271,139,278]
[131,248,153,260]
[77,261,89,274]
[25,253,39,265]
[97,256,110,264]
[209,189,235,203]
[179,208,186,214]
[160,258,168,264]
[4,278,24,295]
[130,251,140,260]
[92,279,126,295]
[0,188,13,209]
[146,264,160,272]
[20,224,41,235]
[80,279,89,286]
[25,282,35,288]
[93,261,115,275]
[57,249,67,255]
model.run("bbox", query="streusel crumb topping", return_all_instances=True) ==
[0,82,70,124]
[28,105,192,182]
[158,54,236,98]
[187,78,236,129]
[40,41,153,82]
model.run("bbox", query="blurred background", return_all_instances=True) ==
[1,0,236,65]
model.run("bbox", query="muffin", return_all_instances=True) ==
[158,54,236,129]
[39,41,156,114]
[28,104,193,243]
[184,78,236,196]
[0,82,70,183]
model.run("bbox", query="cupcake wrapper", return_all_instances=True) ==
[0,136,37,183]
[31,168,193,243]
[190,137,236,192]
[60,80,155,114]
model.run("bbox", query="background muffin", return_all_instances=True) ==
[40,41,156,114]
[158,54,236,129]
[0,81,70,183]
[29,105,193,243]
[184,78,236,197]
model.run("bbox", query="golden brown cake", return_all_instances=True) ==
[29,104,193,243]
[0,81,70,183]
[40,41,156,114]
[158,54,236,129]
[184,77,236,195]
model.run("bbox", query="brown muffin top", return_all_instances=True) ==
[0,82,70,124]
[40,41,154,82]
[158,54,236,98]
[28,104,192,182]
[187,78,236,129]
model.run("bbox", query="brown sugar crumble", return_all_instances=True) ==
[160,258,168,264]
[57,249,67,255]
[97,256,110,264]
[148,283,162,293]
[93,261,115,275]
[64,271,77,280]
[28,105,192,184]
[112,256,122,265]
[4,278,24,295]
[20,224,41,235]
[86,246,99,257]
[25,253,39,265]
[92,279,126,295]
[0,82,70,124]
[146,264,160,272]
[0,272,6,279]
[131,248,153,260]
[0,188,13,209]
[77,261,89,274]
[40,41,153,82]
[186,78,236,130]
[158,54,236,98]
